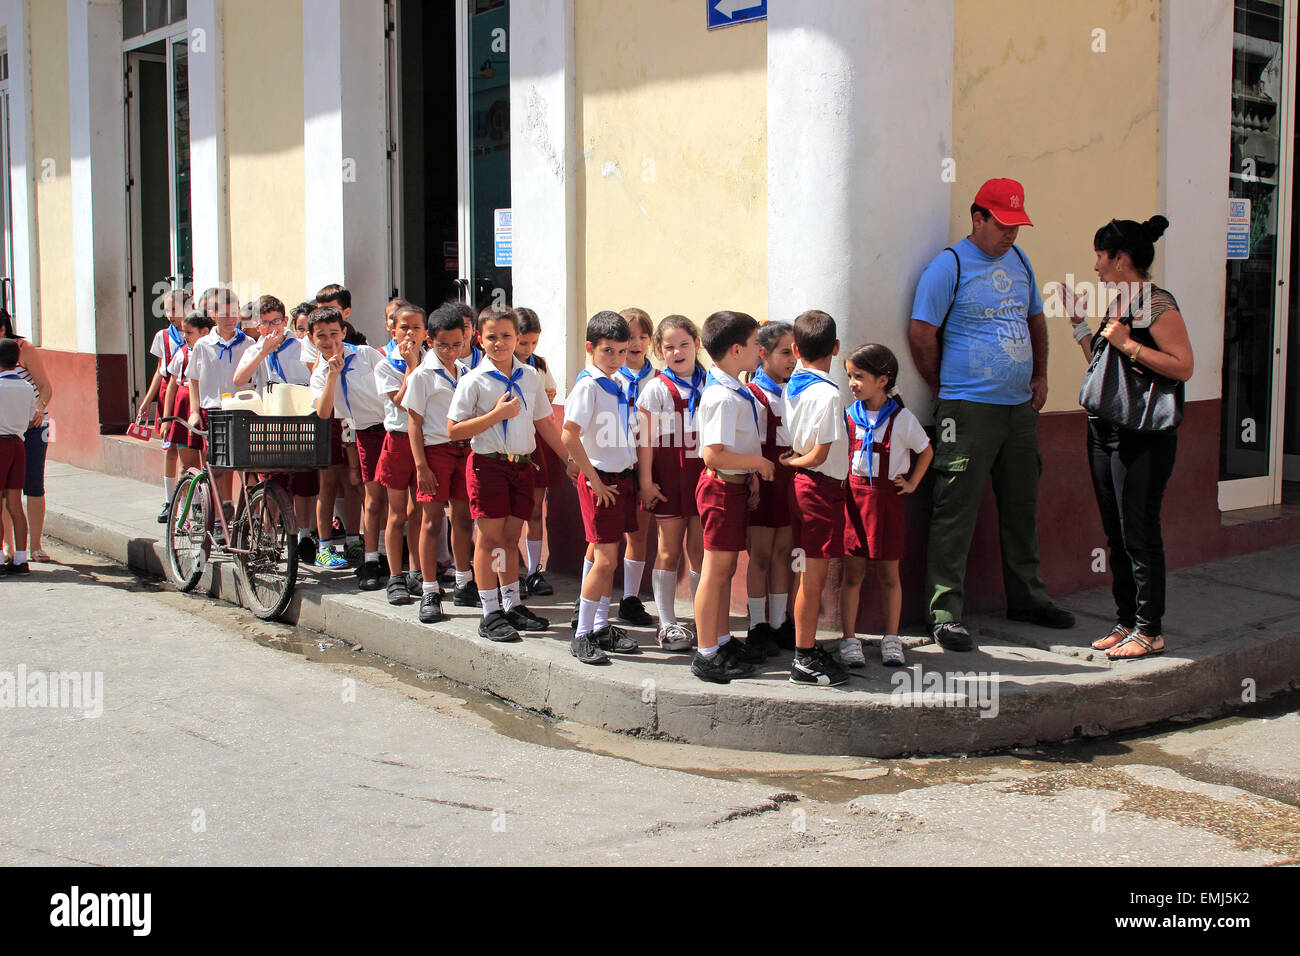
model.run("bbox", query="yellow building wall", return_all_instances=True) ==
[223,0,306,307]
[29,0,75,351]
[953,0,1160,412]
[576,0,766,342]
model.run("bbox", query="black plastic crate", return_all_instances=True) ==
[206,410,331,471]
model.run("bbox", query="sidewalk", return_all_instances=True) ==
[32,460,1300,757]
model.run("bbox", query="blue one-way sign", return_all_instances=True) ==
[707,0,767,31]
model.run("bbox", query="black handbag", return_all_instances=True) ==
[1078,292,1184,431]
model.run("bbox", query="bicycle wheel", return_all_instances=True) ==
[165,470,211,592]
[232,479,298,621]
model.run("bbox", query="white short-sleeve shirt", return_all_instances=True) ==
[309,344,387,429]
[0,373,36,436]
[401,352,462,446]
[847,404,931,480]
[637,372,701,459]
[749,378,791,447]
[447,356,552,457]
[783,362,849,481]
[150,325,185,375]
[697,366,762,476]
[186,328,255,410]
[564,368,637,473]
[242,334,313,388]
[374,354,414,433]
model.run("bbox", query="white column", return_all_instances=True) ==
[187,0,228,294]
[303,0,388,339]
[510,0,576,394]
[767,0,953,417]
[0,0,41,342]
[66,0,127,355]
[1157,0,1232,402]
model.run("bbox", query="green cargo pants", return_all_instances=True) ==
[925,398,1051,626]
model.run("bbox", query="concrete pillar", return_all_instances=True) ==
[0,0,40,341]
[767,0,953,418]
[509,0,577,395]
[187,0,229,294]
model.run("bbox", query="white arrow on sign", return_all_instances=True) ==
[714,0,763,20]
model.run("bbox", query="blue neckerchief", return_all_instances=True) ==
[785,367,835,405]
[663,366,706,416]
[526,354,536,368]
[385,337,397,353]
[385,339,406,374]
[267,337,295,383]
[468,344,483,369]
[752,366,783,397]
[705,369,758,430]
[216,329,247,363]
[432,361,459,391]
[847,397,900,485]
[576,369,633,438]
[166,324,184,352]
[0,373,21,381]
[338,345,358,415]
[485,364,528,439]
[619,362,653,407]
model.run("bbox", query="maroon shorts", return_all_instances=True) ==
[651,448,706,519]
[355,425,386,483]
[467,451,534,520]
[789,470,846,559]
[579,471,639,544]
[167,390,204,449]
[0,435,25,490]
[530,440,564,489]
[695,470,750,552]
[376,431,418,490]
[328,417,346,467]
[266,470,320,498]
[749,457,793,528]
[416,442,470,505]
[844,474,905,561]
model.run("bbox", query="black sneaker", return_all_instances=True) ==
[748,622,781,658]
[774,617,797,650]
[453,583,482,607]
[1007,603,1076,629]
[156,503,171,524]
[5,561,31,576]
[591,624,640,654]
[932,621,975,651]
[518,573,530,598]
[419,590,444,624]
[525,570,553,596]
[724,635,766,665]
[358,560,385,591]
[504,604,549,632]
[478,610,520,642]
[691,647,752,684]
[618,594,653,626]
[571,631,610,665]
[296,536,317,565]
[790,647,849,687]
[386,574,409,605]
[406,571,423,598]
[569,598,580,629]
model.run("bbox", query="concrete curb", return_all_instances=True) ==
[43,504,1300,757]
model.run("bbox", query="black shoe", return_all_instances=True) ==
[569,598,580,629]
[297,536,317,565]
[156,503,171,524]
[774,617,797,650]
[790,646,849,687]
[748,622,781,658]
[591,624,640,654]
[618,594,653,626]
[1007,603,1076,629]
[406,571,423,598]
[386,574,409,605]
[725,635,766,665]
[478,610,520,642]
[518,573,530,598]
[505,604,549,632]
[932,621,975,651]
[525,570,553,596]
[419,590,444,624]
[571,631,610,665]
[691,647,752,684]
[453,583,481,607]
[6,561,30,576]
[358,560,385,591]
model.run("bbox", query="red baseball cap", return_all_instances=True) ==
[974,178,1033,227]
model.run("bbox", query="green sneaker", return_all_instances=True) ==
[316,546,349,570]
[344,540,364,567]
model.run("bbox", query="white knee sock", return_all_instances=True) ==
[747,597,767,627]
[595,595,610,629]
[163,475,175,504]
[622,559,645,602]
[577,597,599,637]
[652,569,677,625]
[527,539,543,575]
[480,589,502,615]
[770,593,788,626]
[502,581,521,611]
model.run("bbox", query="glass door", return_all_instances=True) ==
[462,0,511,311]
[1219,0,1297,510]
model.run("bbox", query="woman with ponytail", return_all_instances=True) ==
[1055,214,1193,661]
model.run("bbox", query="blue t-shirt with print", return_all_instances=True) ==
[911,237,1044,405]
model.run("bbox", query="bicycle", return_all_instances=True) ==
[157,415,299,621]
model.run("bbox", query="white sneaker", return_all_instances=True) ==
[839,637,867,669]
[657,622,695,651]
[881,634,905,667]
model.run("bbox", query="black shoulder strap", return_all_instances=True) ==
[940,247,960,327]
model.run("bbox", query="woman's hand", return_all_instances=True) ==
[1051,282,1090,324]
[1100,318,1131,351]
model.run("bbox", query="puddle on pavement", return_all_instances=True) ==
[46,540,1300,809]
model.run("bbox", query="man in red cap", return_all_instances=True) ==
[907,178,1075,652]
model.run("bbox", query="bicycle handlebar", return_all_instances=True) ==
[157,415,209,438]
